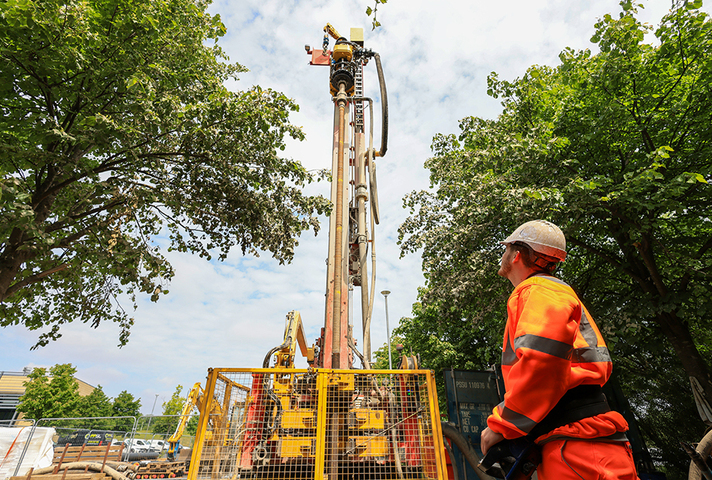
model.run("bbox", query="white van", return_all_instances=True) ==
[123,438,149,452]
[147,439,167,452]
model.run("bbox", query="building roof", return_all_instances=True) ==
[0,372,27,394]
[0,370,96,417]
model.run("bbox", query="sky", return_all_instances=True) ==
[2,0,708,415]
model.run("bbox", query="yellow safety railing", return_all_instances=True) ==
[188,368,447,480]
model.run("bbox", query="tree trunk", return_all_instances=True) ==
[0,183,58,301]
[657,310,712,414]
[0,237,34,301]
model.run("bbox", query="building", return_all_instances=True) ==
[0,369,96,424]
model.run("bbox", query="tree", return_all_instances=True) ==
[76,384,112,428]
[151,385,185,435]
[185,415,199,438]
[371,335,402,370]
[399,1,710,475]
[0,0,330,348]
[111,390,141,432]
[17,363,81,420]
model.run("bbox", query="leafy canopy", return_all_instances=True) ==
[399,0,711,475]
[76,385,113,428]
[0,0,329,348]
[16,363,142,432]
[111,390,142,432]
[151,384,186,434]
[17,363,81,420]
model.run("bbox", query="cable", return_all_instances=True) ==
[374,53,388,157]
[560,440,585,480]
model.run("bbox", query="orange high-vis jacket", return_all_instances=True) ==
[488,275,629,443]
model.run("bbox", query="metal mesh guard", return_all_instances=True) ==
[188,368,447,480]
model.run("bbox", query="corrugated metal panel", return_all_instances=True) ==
[0,393,22,408]
[0,374,28,394]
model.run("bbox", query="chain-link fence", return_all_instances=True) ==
[1,415,198,478]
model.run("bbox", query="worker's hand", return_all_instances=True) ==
[480,427,504,456]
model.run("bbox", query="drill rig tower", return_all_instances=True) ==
[186,26,448,480]
[312,24,388,369]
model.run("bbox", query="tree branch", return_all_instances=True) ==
[45,197,127,235]
[634,232,668,297]
[4,263,69,297]
[679,234,712,291]
[567,235,650,289]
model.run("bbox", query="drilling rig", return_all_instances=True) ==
[185,25,449,480]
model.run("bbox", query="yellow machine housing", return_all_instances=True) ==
[332,43,353,62]
[187,367,447,480]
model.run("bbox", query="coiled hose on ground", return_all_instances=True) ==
[441,422,496,480]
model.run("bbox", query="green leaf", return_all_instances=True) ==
[0,0,329,348]
[684,172,708,184]
[126,76,140,89]
[397,1,712,473]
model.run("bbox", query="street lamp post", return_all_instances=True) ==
[148,393,159,430]
[381,290,392,370]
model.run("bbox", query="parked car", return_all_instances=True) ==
[147,439,167,452]
[123,438,150,452]
[121,438,160,462]
[56,429,114,447]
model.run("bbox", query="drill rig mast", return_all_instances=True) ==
[186,26,447,480]
[309,25,388,369]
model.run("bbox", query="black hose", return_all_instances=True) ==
[444,438,460,480]
[263,336,291,368]
[374,53,388,158]
[440,422,494,480]
[266,387,284,434]
[263,313,297,368]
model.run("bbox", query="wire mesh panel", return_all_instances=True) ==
[189,368,446,480]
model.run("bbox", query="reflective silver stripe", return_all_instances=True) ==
[579,310,599,348]
[513,334,572,360]
[539,431,628,445]
[572,346,611,363]
[500,406,537,434]
[502,338,517,366]
[537,275,569,287]
[511,334,610,363]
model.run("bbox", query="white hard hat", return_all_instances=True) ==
[501,220,567,262]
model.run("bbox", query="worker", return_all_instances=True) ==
[480,220,638,479]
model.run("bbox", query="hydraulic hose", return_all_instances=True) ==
[349,336,369,369]
[444,440,460,480]
[262,346,280,368]
[374,53,388,158]
[263,311,296,367]
[266,387,284,435]
[440,422,495,480]
[263,336,290,368]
